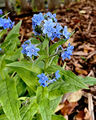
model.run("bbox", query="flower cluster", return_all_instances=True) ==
[61,43,74,60]
[0,17,14,29]
[21,40,40,58]
[0,9,14,29]
[32,12,71,40]
[37,70,60,87]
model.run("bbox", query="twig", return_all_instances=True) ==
[87,18,93,32]
[87,51,96,60]
[88,93,95,120]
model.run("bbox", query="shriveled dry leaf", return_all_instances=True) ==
[61,100,78,115]
[75,67,88,75]
[74,110,85,120]
[67,90,83,102]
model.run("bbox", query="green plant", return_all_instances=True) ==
[0,12,96,120]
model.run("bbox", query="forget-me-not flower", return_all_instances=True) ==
[32,13,44,35]
[61,43,74,60]
[43,19,56,38]
[25,44,40,58]
[21,40,40,58]
[45,12,57,22]
[51,24,63,40]
[37,73,49,87]
[21,40,31,54]
[0,17,14,29]
[37,70,61,87]
[32,13,44,26]
[47,78,56,84]
[63,26,71,39]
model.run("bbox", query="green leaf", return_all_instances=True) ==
[62,70,88,89]
[0,55,6,70]
[6,48,22,62]
[39,98,52,120]
[0,29,7,39]
[1,21,22,54]
[7,61,41,91]
[14,75,26,97]
[50,96,61,114]
[5,21,22,41]
[32,113,42,120]
[0,75,21,120]
[80,76,96,86]
[48,82,79,98]
[49,40,66,54]
[29,38,40,44]
[52,115,66,120]
[20,98,38,120]
[42,38,49,50]
[46,65,87,90]
[36,87,52,120]
[36,86,48,104]
[0,114,8,120]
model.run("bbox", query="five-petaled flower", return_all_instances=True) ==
[37,70,61,87]
[37,73,49,87]
[61,43,74,60]
[21,40,40,58]
[0,17,14,29]
[43,19,56,38]
[63,26,71,39]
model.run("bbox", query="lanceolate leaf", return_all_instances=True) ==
[20,98,38,120]
[50,97,61,114]
[46,65,87,91]
[0,114,8,120]
[49,39,66,54]
[7,61,41,91]
[0,76,21,120]
[1,21,22,53]
[39,98,52,120]
[36,87,52,120]
[80,76,96,86]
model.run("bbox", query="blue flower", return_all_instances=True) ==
[0,9,3,15]
[21,44,28,54]
[47,78,56,84]
[63,26,71,39]
[61,43,74,60]
[32,13,44,26]
[45,12,57,22]
[55,70,60,79]
[21,40,40,58]
[43,19,56,38]
[37,73,49,87]
[51,24,63,40]
[7,17,15,28]
[21,40,31,54]
[0,17,14,29]
[0,48,2,51]
[26,44,40,58]
[32,13,44,35]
